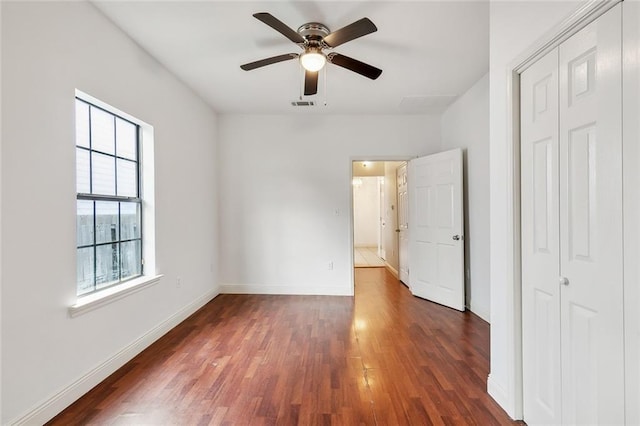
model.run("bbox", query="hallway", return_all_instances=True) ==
[354,246,385,268]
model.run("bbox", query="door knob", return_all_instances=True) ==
[395,229,401,233]
[559,276,569,286]
[452,235,461,241]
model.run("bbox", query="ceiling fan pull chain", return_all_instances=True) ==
[299,61,304,100]
[323,64,328,106]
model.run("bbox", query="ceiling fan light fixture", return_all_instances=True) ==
[300,50,326,72]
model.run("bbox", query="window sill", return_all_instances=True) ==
[69,274,163,318]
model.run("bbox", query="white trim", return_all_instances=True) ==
[11,289,219,426]
[503,63,523,419]
[384,262,399,279]
[0,3,4,421]
[69,274,163,317]
[470,301,490,324]
[0,4,7,419]
[219,284,352,296]
[623,4,640,423]
[499,0,622,421]
[487,374,511,416]
[512,0,621,74]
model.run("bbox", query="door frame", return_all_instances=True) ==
[378,176,384,260]
[349,156,411,294]
[499,0,621,420]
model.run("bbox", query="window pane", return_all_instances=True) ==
[116,159,137,197]
[92,152,116,195]
[120,240,142,280]
[120,202,141,240]
[77,247,95,295]
[116,118,137,160]
[95,201,119,244]
[90,107,115,154]
[77,200,94,247]
[76,98,146,296]
[76,148,90,194]
[75,100,90,148]
[96,243,119,288]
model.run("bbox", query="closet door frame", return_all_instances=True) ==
[498,0,623,420]
[622,4,640,424]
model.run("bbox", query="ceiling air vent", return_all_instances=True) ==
[291,100,316,107]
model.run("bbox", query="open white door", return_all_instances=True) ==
[408,149,464,311]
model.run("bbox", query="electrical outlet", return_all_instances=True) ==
[176,276,182,288]
[328,261,334,271]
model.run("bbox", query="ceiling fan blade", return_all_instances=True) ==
[240,53,299,71]
[253,13,305,44]
[304,70,318,95]
[328,53,382,80]
[323,18,377,48]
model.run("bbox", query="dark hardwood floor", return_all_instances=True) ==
[48,268,519,425]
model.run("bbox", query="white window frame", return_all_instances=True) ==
[70,90,161,317]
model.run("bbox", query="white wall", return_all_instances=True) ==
[353,177,379,248]
[441,73,490,322]
[218,114,440,295]
[1,2,219,423]
[488,0,581,418]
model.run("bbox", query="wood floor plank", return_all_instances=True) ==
[47,268,521,425]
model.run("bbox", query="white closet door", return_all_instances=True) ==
[521,48,561,425]
[558,5,624,424]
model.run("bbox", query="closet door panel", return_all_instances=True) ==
[521,47,561,426]
[558,5,624,424]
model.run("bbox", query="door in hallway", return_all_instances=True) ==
[397,163,409,284]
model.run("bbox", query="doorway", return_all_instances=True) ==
[351,161,405,276]
[350,152,465,312]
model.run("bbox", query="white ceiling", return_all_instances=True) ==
[93,1,489,115]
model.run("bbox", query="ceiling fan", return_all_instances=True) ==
[240,13,383,96]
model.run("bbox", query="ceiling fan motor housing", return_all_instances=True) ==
[297,23,330,46]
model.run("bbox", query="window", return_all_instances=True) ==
[75,97,143,296]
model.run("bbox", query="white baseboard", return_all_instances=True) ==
[384,262,399,278]
[219,283,352,296]
[487,373,516,420]
[469,302,490,323]
[10,289,219,426]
